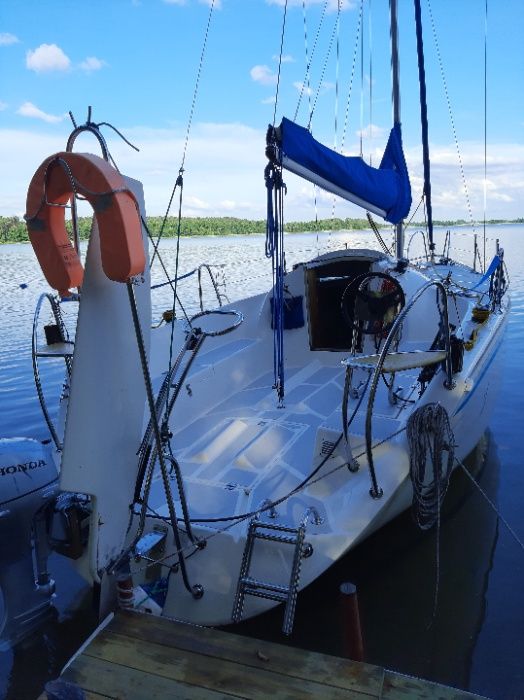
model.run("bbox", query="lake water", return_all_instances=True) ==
[0,226,523,699]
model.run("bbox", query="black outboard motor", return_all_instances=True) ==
[0,438,59,649]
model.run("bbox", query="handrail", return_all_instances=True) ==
[151,263,226,312]
[66,117,110,257]
[363,280,454,499]
[31,293,76,450]
[197,264,225,310]
[406,229,429,262]
[114,308,243,579]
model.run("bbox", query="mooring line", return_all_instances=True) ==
[458,457,524,551]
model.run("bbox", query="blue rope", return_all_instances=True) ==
[265,162,286,407]
[471,254,500,290]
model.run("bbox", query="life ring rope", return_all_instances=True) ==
[25,151,146,297]
[25,155,135,220]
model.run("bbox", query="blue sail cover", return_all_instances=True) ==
[274,117,411,224]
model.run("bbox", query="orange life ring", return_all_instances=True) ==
[25,152,146,297]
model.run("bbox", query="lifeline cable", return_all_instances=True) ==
[131,422,409,578]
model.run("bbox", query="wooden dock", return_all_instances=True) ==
[43,611,488,699]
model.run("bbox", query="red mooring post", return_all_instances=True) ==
[339,581,365,661]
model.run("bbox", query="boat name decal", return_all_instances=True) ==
[0,459,47,476]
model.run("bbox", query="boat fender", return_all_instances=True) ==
[25,152,145,297]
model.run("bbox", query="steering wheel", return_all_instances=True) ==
[341,272,405,336]
[188,309,244,337]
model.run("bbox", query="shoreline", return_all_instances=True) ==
[1,219,522,246]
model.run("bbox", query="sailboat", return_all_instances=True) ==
[8,0,508,638]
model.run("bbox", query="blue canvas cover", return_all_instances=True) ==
[273,117,411,224]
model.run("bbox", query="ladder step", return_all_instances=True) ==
[233,510,314,635]
[252,522,300,536]
[252,532,299,546]
[242,589,288,604]
[241,576,290,594]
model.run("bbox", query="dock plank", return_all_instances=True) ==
[50,611,489,700]
[82,630,368,699]
[63,653,239,700]
[108,612,383,696]
[382,671,481,700]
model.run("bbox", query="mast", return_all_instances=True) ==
[414,0,434,257]
[389,0,404,258]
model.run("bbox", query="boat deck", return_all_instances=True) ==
[44,610,488,699]
[148,360,411,522]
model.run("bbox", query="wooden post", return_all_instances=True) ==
[339,581,364,662]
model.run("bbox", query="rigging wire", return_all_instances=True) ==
[307,6,341,129]
[273,0,289,126]
[302,0,314,122]
[302,0,320,251]
[180,0,215,174]
[294,0,329,122]
[368,0,373,166]
[330,1,341,225]
[340,0,363,155]
[426,0,477,260]
[359,0,364,158]
[483,0,488,271]
[150,0,216,270]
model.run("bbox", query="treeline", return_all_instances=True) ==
[1,215,371,243]
[1,214,522,244]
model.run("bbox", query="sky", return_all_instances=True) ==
[0,0,523,223]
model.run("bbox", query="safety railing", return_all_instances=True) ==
[344,280,454,500]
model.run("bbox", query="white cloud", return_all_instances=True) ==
[320,81,335,93]
[0,102,7,111]
[273,54,294,64]
[356,123,386,139]
[185,195,210,211]
[261,96,276,105]
[79,56,106,73]
[0,33,19,46]
[0,122,267,219]
[26,44,71,73]
[250,65,278,86]
[293,81,313,96]
[0,124,522,223]
[17,102,64,124]
[404,141,524,221]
